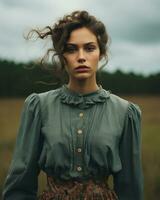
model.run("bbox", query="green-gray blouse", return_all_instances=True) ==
[3,85,143,200]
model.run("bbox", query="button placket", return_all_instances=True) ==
[76,166,82,172]
[77,148,82,153]
[79,112,84,118]
[74,110,85,172]
[77,129,83,135]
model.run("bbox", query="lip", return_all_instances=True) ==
[74,65,90,72]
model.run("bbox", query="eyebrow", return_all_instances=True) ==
[66,42,97,46]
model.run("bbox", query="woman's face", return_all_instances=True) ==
[63,27,100,81]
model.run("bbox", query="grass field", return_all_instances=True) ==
[0,95,160,199]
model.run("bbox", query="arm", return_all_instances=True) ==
[113,103,143,200]
[2,94,42,200]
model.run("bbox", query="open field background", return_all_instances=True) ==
[0,95,160,199]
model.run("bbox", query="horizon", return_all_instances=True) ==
[0,57,159,77]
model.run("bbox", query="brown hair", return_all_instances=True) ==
[27,10,110,81]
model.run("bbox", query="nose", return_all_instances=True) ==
[77,49,86,63]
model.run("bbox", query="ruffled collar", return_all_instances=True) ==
[59,85,110,109]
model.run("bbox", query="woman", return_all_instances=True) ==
[3,11,143,199]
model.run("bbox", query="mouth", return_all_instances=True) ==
[74,65,90,72]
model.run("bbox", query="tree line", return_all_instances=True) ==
[0,59,160,97]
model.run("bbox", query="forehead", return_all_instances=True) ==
[67,27,98,44]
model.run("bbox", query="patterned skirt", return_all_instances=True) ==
[38,176,118,200]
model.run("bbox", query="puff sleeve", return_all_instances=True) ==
[113,103,143,200]
[2,93,42,200]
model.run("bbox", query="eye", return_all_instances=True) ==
[64,45,77,54]
[85,45,97,52]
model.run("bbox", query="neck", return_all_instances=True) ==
[67,78,99,94]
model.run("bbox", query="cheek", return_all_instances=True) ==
[91,50,100,60]
[91,53,100,64]
[64,55,74,66]
[63,57,74,73]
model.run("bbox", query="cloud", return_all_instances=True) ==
[108,41,160,74]
[0,0,160,74]
[85,0,160,45]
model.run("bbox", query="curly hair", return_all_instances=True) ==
[27,10,110,80]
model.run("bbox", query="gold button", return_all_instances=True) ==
[77,129,83,134]
[79,112,84,117]
[77,166,82,171]
[77,148,82,153]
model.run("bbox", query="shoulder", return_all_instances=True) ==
[108,93,141,114]
[106,92,141,121]
[24,87,62,110]
[26,87,61,103]
[37,87,61,103]
[107,93,129,115]
[127,102,141,120]
[109,93,129,106]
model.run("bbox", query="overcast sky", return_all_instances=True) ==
[0,0,160,75]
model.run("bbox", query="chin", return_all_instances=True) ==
[74,74,91,80]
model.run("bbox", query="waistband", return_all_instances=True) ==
[38,176,118,200]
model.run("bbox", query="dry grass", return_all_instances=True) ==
[0,96,160,199]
